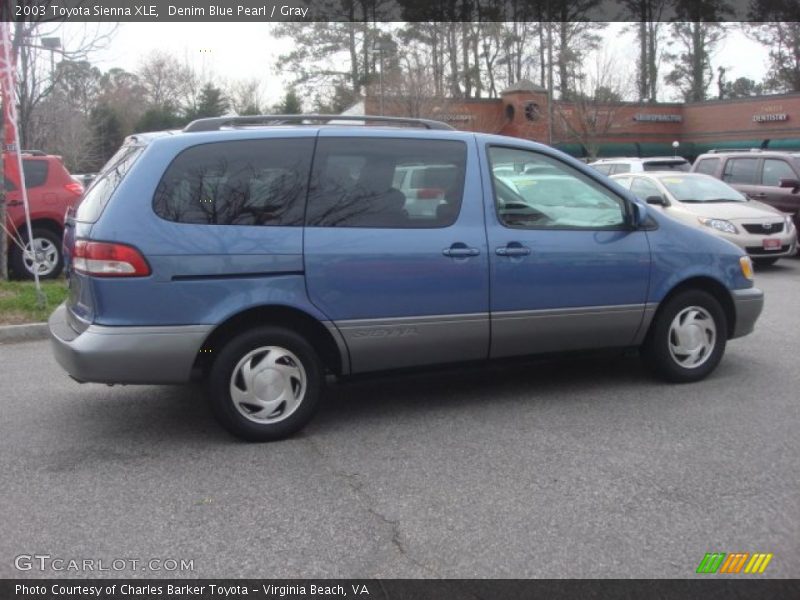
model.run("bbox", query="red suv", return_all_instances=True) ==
[3,151,83,279]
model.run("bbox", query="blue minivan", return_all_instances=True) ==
[49,116,764,441]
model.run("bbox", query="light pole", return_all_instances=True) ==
[374,40,386,116]
[672,140,680,158]
[40,36,61,78]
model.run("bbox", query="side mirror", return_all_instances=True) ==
[645,195,668,206]
[778,178,800,193]
[629,199,648,228]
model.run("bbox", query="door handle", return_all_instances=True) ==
[443,243,480,258]
[750,193,767,199]
[496,244,531,257]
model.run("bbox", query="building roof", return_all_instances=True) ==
[501,79,546,94]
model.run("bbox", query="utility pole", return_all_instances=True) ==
[547,22,553,146]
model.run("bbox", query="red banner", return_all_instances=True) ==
[0,20,21,188]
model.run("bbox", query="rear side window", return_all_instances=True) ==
[722,158,758,184]
[610,164,631,174]
[306,138,467,228]
[694,158,719,175]
[592,164,612,175]
[22,160,48,187]
[76,144,143,223]
[154,139,313,226]
[761,159,796,187]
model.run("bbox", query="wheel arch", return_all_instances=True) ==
[192,304,347,380]
[648,276,736,340]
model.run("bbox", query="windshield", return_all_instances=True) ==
[658,175,747,203]
[75,144,144,222]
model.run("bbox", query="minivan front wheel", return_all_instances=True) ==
[642,290,727,383]
[10,228,63,279]
[208,327,323,441]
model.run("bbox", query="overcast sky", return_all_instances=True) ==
[72,22,771,106]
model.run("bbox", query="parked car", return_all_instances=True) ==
[589,156,691,175]
[71,173,97,188]
[3,151,84,278]
[612,172,797,266]
[392,163,459,218]
[691,149,800,235]
[49,115,763,442]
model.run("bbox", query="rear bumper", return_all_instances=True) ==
[730,287,764,339]
[48,303,212,384]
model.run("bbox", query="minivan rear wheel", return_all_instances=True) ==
[10,228,63,279]
[642,290,727,383]
[208,326,323,441]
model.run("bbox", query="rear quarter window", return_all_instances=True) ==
[75,144,143,223]
[694,158,719,176]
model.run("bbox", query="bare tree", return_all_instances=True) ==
[137,50,196,110]
[554,49,635,159]
[12,21,116,148]
[226,78,263,115]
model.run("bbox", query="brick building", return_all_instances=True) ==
[363,80,800,160]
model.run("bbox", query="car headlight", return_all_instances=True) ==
[698,217,738,234]
[785,214,795,232]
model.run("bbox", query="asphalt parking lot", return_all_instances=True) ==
[1,259,798,579]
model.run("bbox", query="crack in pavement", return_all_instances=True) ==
[304,435,442,578]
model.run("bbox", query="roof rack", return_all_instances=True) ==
[706,148,765,154]
[183,114,454,133]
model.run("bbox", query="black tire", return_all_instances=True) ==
[9,228,63,280]
[752,257,779,268]
[208,326,323,442]
[642,290,727,383]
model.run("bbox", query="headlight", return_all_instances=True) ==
[698,217,738,234]
[740,256,754,280]
[785,214,795,232]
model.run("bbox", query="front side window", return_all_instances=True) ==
[488,147,626,230]
[154,139,313,226]
[761,159,796,187]
[722,158,758,184]
[610,163,631,174]
[306,138,467,228]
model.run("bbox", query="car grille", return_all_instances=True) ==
[746,245,791,255]
[742,222,784,234]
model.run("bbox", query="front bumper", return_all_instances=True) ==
[48,303,212,384]
[730,287,764,339]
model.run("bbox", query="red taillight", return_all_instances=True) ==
[65,182,84,196]
[417,187,444,200]
[73,240,150,277]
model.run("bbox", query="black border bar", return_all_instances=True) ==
[3,0,798,23]
[2,579,800,600]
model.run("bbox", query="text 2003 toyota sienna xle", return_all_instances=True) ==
[49,116,764,441]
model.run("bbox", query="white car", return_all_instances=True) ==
[611,171,797,266]
[591,156,690,175]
